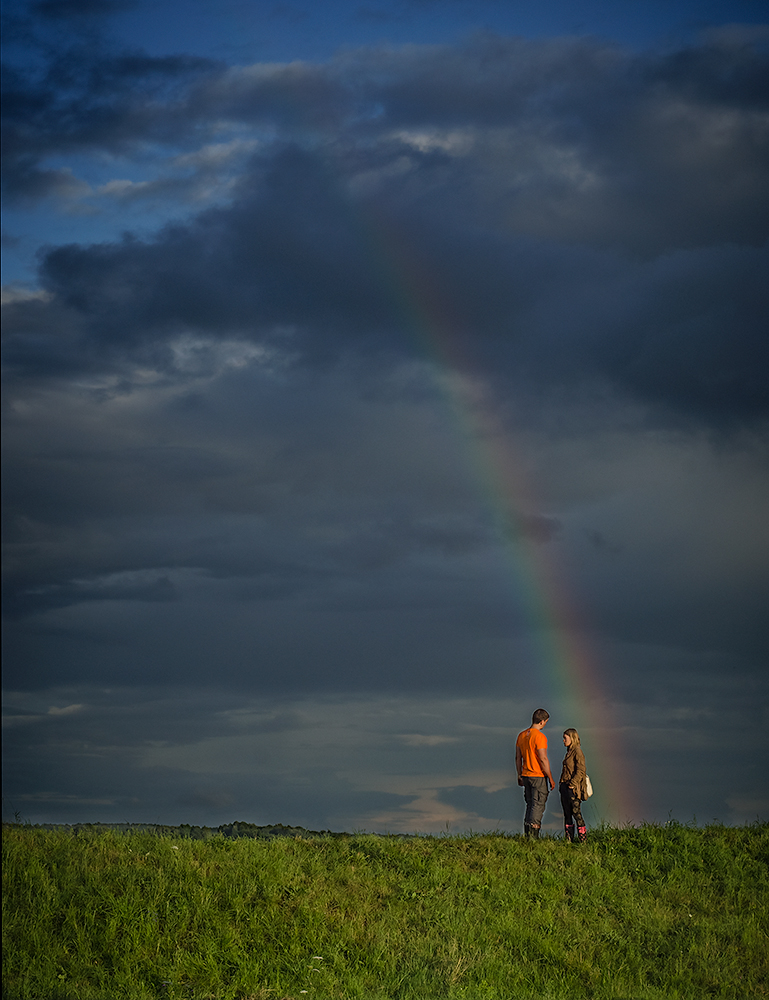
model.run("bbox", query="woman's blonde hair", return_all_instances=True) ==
[563,728,581,748]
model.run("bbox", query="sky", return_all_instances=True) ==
[2,0,768,835]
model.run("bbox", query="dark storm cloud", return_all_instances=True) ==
[2,342,509,667]
[3,31,767,425]
[4,30,768,236]
[1,16,222,204]
[29,147,393,349]
[2,29,768,713]
[359,38,769,253]
[4,151,767,426]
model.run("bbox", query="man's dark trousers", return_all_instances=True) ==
[522,776,549,835]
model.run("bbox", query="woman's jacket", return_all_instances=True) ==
[559,746,587,798]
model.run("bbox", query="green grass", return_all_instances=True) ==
[3,822,768,1000]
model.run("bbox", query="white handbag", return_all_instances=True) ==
[583,774,593,799]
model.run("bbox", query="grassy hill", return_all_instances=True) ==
[3,822,767,999]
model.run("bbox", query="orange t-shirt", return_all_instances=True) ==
[516,727,547,777]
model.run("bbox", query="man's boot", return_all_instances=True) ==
[564,823,574,842]
[577,825,587,843]
[530,824,540,839]
[524,823,531,838]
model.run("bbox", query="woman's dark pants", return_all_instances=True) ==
[559,783,584,826]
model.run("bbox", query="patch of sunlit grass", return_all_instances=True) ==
[3,822,768,999]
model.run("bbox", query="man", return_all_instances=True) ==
[516,708,555,838]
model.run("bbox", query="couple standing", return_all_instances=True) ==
[515,708,588,842]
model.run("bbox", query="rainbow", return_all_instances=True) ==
[358,207,643,827]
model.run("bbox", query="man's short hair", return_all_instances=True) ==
[532,708,550,725]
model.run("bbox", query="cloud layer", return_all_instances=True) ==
[3,22,768,829]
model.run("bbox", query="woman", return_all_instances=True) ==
[560,729,587,843]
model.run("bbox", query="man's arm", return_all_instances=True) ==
[515,746,524,786]
[536,747,555,790]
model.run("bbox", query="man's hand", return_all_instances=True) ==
[515,747,524,788]
[536,746,555,791]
